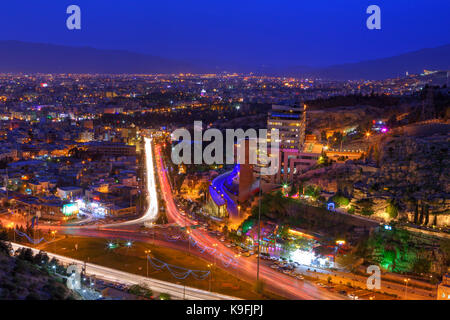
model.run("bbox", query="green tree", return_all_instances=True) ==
[331,194,350,207]
[386,200,399,219]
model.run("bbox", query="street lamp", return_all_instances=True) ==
[145,250,152,278]
[186,230,191,254]
[234,254,241,278]
[51,230,57,252]
[207,263,213,292]
[404,278,410,300]
[212,243,218,267]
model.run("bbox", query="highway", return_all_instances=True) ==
[3,139,344,300]
[10,242,238,300]
[103,136,158,227]
[154,144,345,300]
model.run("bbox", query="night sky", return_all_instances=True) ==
[0,1,449,67]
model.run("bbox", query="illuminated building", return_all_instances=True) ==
[437,274,450,300]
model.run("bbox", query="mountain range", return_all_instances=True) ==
[0,40,448,80]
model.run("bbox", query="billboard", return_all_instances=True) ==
[62,202,79,216]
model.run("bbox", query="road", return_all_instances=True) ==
[210,170,239,217]
[104,137,158,228]
[3,139,344,300]
[154,144,345,300]
[10,242,237,300]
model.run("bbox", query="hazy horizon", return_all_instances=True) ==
[0,1,449,68]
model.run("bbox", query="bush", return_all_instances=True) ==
[357,198,374,216]
[128,284,153,299]
[16,248,34,262]
[159,293,171,300]
[386,200,399,219]
[332,195,350,207]
[361,208,374,216]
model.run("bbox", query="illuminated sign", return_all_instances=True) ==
[62,203,79,216]
[288,228,316,240]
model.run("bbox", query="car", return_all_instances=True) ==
[296,275,304,280]
[338,290,347,296]
[270,264,278,269]
[317,283,326,287]
[347,294,359,300]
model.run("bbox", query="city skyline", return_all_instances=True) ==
[0,1,448,306]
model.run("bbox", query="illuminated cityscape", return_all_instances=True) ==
[0,1,448,308]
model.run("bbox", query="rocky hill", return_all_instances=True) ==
[0,240,76,300]
[297,123,450,227]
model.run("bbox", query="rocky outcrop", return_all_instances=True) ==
[295,128,450,227]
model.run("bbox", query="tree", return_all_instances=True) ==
[33,251,50,265]
[386,199,399,219]
[440,239,450,265]
[0,238,12,256]
[222,225,229,237]
[317,151,330,167]
[331,194,350,207]
[335,252,360,271]
[413,257,431,274]
[357,198,374,216]
[304,185,321,199]
[16,248,34,262]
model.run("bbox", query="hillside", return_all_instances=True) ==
[0,40,196,74]
[0,239,76,300]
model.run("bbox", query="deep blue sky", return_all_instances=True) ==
[0,1,448,67]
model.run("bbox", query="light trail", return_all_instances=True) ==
[10,242,237,300]
[104,136,158,227]
[154,144,346,300]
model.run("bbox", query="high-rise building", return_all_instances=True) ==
[266,104,307,184]
[267,104,306,151]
